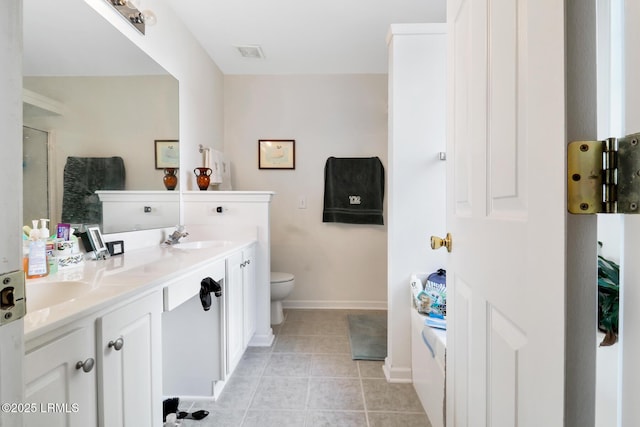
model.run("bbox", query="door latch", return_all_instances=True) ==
[0,271,26,325]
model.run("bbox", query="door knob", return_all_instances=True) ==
[431,233,452,253]
[108,337,124,351]
[76,358,95,373]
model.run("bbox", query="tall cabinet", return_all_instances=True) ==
[386,23,447,425]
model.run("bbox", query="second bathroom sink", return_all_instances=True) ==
[171,240,234,250]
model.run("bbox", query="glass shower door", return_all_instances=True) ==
[22,126,49,227]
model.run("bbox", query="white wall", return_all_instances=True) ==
[85,0,225,193]
[225,75,388,308]
[23,75,178,224]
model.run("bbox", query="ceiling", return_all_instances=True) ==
[23,0,167,76]
[22,0,446,76]
[163,0,446,75]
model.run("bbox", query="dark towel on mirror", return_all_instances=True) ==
[323,157,385,225]
[61,156,126,225]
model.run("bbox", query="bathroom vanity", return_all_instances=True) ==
[23,238,257,427]
[21,190,274,426]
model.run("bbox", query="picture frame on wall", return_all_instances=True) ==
[258,139,295,169]
[155,139,179,169]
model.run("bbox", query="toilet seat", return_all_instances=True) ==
[271,272,294,283]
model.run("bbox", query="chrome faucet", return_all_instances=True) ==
[165,225,189,245]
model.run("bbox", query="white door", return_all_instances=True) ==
[226,251,245,376]
[1,2,25,426]
[97,292,162,427]
[24,327,97,427]
[242,246,256,348]
[446,0,569,425]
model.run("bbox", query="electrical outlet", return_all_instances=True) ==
[298,196,307,209]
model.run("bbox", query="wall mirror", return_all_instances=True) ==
[22,0,179,234]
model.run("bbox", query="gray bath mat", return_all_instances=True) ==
[347,313,387,360]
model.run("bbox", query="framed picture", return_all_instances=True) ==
[155,140,179,169]
[258,140,295,169]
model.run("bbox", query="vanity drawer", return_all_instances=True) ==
[163,259,225,311]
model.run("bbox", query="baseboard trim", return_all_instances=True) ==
[383,357,413,383]
[248,331,275,347]
[282,300,388,310]
[162,379,228,402]
[213,380,227,400]
[164,393,216,403]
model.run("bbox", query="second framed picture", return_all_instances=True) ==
[155,140,179,169]
[258,140,295,169]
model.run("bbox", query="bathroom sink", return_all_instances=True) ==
[171,240,234,250]
[26,280,92,312]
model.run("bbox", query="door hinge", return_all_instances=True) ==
[568,133,640,214]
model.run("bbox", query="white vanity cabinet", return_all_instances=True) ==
[24,236,259,416]
[24,290,162,427]
[96,290,162,427]
[225,245,255,376]
[24,323,97,427]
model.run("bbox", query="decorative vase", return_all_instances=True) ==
[194,167,212,190]
[163,168,178,190]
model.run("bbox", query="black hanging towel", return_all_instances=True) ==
[322,157,385,225]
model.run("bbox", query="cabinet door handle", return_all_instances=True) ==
[240,261,246,268]
[246,259,251,265]
[108,337,124,351]
[76,358,95,373]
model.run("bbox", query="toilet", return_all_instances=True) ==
[270,272,295,325]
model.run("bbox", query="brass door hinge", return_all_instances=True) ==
[568,133,640,214]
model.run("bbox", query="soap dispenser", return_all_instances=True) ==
[40,219,50,241]
[25,220,48,279]
[28,220,39,241]
[40,219,57,274]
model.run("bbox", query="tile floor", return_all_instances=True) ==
[177,309,432,427]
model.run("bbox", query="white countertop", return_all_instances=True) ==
[24,238,255,340]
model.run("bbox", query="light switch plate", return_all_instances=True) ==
[298,196,307,209]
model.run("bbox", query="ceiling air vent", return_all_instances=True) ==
[235,45,265,59]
